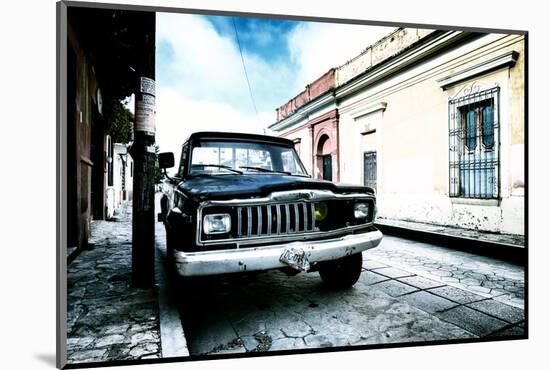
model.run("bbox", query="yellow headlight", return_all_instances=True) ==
[315,202,328,221]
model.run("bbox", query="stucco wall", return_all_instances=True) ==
[336,28,436,86]
[337,33,525,235]
[281,126,313,174]
[271,31,525,236]
[68,22,100,247]
[276,69,335,121]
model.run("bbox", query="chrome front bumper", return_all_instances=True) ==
[173,229,383,276]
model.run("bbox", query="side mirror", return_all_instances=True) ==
[158,152,174,169]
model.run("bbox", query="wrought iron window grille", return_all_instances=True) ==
[363,151,377,192]
[448,84,500,199]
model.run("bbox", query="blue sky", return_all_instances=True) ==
[154,12,394,158]
[208,16,298,63]
[155,14,300,115]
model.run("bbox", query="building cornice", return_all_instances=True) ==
[268,91,336,132]
[350,102,387,120]
[308,108,339,126]
[270,30,475,133]
[437,50,519,90]
[335,31,472,100]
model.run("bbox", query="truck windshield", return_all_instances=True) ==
[189,140,308,176]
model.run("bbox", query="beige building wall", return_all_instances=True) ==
[283,126,314,175]
[338,33,525,234]
[274,101,339,176]
[337,28,436,86]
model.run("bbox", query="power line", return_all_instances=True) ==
[232,17,263,129]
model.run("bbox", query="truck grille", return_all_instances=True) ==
[236,202,316,238]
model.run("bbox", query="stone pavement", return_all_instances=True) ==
[366,236,525,308]
[66,202,161,364]
[65,200,526,362]
[376,218,525,248]
[178,234,525,356]
[178,270,477,356]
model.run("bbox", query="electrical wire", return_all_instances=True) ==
[232,17,263,128]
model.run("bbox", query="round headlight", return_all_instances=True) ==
[315,202,329,221]
[354,202,370,219]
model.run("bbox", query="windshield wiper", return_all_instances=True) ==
[239,166,292,175]
[191,164,243,174]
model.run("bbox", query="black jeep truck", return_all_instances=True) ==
[158,131,383,288]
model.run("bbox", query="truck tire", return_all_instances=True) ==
[318,252,363,288]
[165,227,178,279]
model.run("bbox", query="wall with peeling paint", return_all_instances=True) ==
[337,28,436,86]
[68,19,103,249]
[272,30,525,236]
[337,33,525,235]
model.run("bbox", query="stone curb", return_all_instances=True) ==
[154,223,190,358]
[375,222,526,264]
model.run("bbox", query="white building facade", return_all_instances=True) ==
[270,29,525,236]
[105,140,134,219]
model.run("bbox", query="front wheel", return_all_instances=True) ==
[165,227,178,279]
[318,252,363,289]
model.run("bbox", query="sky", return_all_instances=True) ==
[153,12,394,159]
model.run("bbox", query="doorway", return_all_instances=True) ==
[316,133,334,181]
[67,44,78,248]
[322,154,332,181]
[363,151,377,191]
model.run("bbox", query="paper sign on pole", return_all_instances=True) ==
[135,77,156,134]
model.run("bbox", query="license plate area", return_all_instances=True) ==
[279,247,310,272]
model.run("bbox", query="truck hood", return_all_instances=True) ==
[177,174,374,202]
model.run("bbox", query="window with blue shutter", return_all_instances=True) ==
[482,105,494,148]
[449,87,500,199]
[465,110,477,150]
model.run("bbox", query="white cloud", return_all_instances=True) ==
[122,94,134,114]
[155,12,293,157]
[154,12,395,159]
[157,13,246,103]
[155,88,266,161]
[287,22,395,89]
[239,20,275,46]
[156,13,293,111]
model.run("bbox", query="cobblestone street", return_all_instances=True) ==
[65,200,525,363]
[66,203,161,364]
[367,236,525,308]
[175,234,525,356]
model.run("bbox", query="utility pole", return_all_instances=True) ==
[131,13,156,288]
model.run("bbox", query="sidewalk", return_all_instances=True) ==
[365,235,525,309]
[66,202,161,364]
[375,218,525,260]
